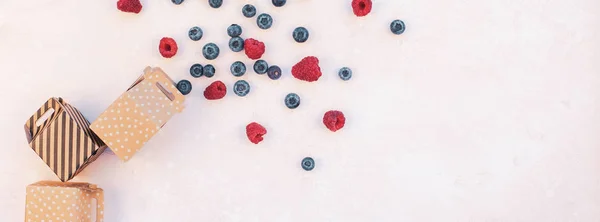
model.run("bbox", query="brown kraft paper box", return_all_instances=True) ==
[24,97,107,182]
[91,67,186,161]
[25,181,104,222]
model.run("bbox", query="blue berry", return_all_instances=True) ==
[272,0,286,7]
[284,93,300,109]
[188,26,203,41]
[176,80,192,95]
[233,80,251,97]
[229,37,244,52]
[301,157,315,171]
[253,60,268,74]
[230,61,246,77]
[227,24,242,37]
[257,13,273,29]
[267,65,281,80]
[292,27,309,43]
[203,64,215,78]
[208,0,222,8]
[390,19,406,35]
[202,43,220,60]
[338,67,352,81]
[172,0,184,5]
[242,4,256,18]
[190,64,204,78]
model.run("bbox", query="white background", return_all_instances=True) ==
[1,0,599,221]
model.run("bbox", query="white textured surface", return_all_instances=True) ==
[1,0,599,221]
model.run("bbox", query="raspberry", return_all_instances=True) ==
[244,38,266,60]
[159,37,178,58]
[351,0,372,17]
[323,110,346,132]
[291,56,322,82]
[246,122,267,144]
[203,81,227,100]
[117,0,142,13]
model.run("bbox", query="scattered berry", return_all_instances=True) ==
[188,26,203,41]
[292,56,322,82]
[203,80,227,100]
[267,65,282,80]
[227,24,242,37]
[351,0,372,17]
[244,38,265,60]
[246,122,267,144]
[338,67,352,81]
[202,43,220,60]
[272,0,286,7]
[323,110,345,132]
[233,80,251,97]
[208,0,222,8]
[190,64,204,78]
[117,0,142,13]
[284,93,300,109]
[256,13,273,29]
[204,64,215,78]
[253,60,268,74]
[301,157,315,171]
[242,4,257,18]
[230,61,247,77]
[159,37,178,58]
[171,0,184,5]
[390,19,406,35]
[292,27,309,43]
[176,80,192,95]
[229,37,245,52]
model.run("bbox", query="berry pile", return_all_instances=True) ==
[117,0,407,171]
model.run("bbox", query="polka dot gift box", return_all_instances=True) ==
[25,181,104,222]
[90,67,186,161]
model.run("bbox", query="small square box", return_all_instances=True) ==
[25,181,104,222]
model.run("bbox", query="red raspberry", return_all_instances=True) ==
[323,110,346,132]
[351,0,372,17]
[203,81,227,100]
[159,37,178,58]
[244,38,266,60]
[117,0,143,14]
[292,56,322,82]
[246,122,267,144]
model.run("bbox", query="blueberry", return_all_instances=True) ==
[188,26,203,41]
[203,64,215,78]
[229,37,245,52]
[257,13,273,30]
[208,0,222,8]
[227,24,242,37]
[172,0,184,5]
[284,93,300,109]
[190,64,204,78]
[267,65,281,80]
[202,43,220,60]
[390,19,406,35]
[242,4,256,18]
[292,27,309,43]
[338,67,352,81]
[253,60,268,74]
[230,61,246,77]
[233,80,251,97]
[272,0,286,7]
[301,157,315,171]
[176,80,192,95]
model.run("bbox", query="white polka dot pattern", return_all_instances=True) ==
[90,67,185,161]
[25,181,104,222]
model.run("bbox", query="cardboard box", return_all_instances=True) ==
[25,181,104,222]
[24,97,107,182]
[90,67,185,161]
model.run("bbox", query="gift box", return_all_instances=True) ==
[24,97,107,182]
[91,67,185,161]
[25,181,104,222]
